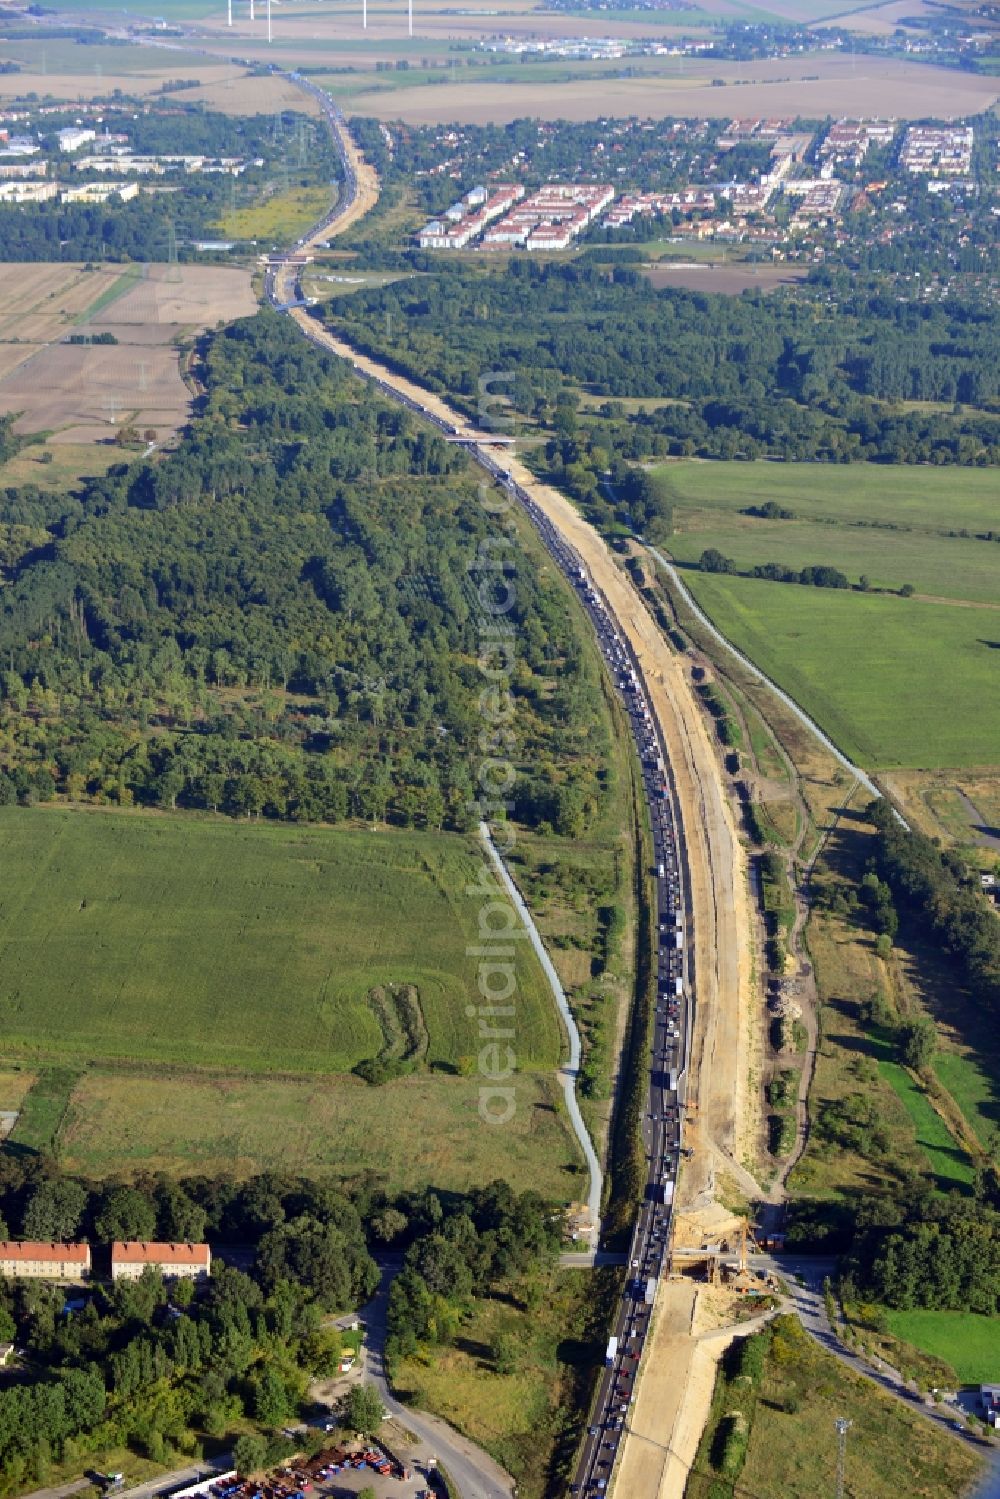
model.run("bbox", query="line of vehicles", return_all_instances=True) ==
[269,76,694,1499]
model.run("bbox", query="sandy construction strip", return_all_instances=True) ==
[614,1282,714,1499]
[289,307,752,1213]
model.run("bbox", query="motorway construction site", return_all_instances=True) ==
[277,93,764,1499]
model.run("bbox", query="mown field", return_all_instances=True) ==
[0,807,562,1075]
[53,1068,581,1197]
[658,461,1000,538]
[883,1310,1000,1385]
[670,512,999,604]
[682,573,1000,770]
[660,459,1000,600]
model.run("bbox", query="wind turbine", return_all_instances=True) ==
[267,0,272,42]
[408,0,412,36]
[227,0,232,25]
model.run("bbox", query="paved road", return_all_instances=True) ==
[23,1457,235,1499]
[481,822,603,1243]
[360,1265,515,1499]
[762,1255,992,1455]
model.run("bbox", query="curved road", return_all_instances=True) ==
[480,824,603,1243]
[361,1264,515,1499]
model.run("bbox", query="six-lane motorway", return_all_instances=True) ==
[267,71,696,1499]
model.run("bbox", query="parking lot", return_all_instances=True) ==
[211,1444,440,1499]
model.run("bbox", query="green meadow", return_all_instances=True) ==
[884,1310,1000,1384]
[0,806,562,1076]
[681,572,1000,769]
[657,460,1000,536]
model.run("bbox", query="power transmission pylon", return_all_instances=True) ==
[166,219,181,283]
[835,1417,852,1499]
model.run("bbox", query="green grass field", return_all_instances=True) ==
[877,1059,976,1191]
[682,572,1000,769]
[56,1067,581,1196]
[669,514,1000,604]
[658,460,1000,537]
[0,806,562,1076]
[884,1310,1000,1384]
[933,1049,1000,1151]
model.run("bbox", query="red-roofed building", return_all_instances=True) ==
[111,1241,211,1282]
[0,1241,91,1280]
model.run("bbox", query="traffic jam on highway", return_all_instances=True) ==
[269,74,694,1499]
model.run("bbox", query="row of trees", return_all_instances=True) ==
[868,799,1000,1021]
[698,549,854,589]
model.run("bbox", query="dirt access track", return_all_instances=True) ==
[289,307,753,1216]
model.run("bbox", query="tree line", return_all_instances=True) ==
[0,105,333,262]
[868,798,1000,1022]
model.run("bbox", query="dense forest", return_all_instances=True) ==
[0,1155,559,1490]
[0,105,333,261]
[868,799,1000,1022]
[325,263,1000,472]
[846,1191,1000,1315]
[0,311,609,834]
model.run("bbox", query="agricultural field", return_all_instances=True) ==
[54,1068,581,1197]
[659,461,1000,771]
[682,573,1000,770]
[0,46,241,103]
[669,506,999,604]
[657,461,1000,544]
[691,1316,984,1499]
[883,1310,1000,1385]
[334,55,998,123]
[0,806,563,1076]
[0,262,255,467]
